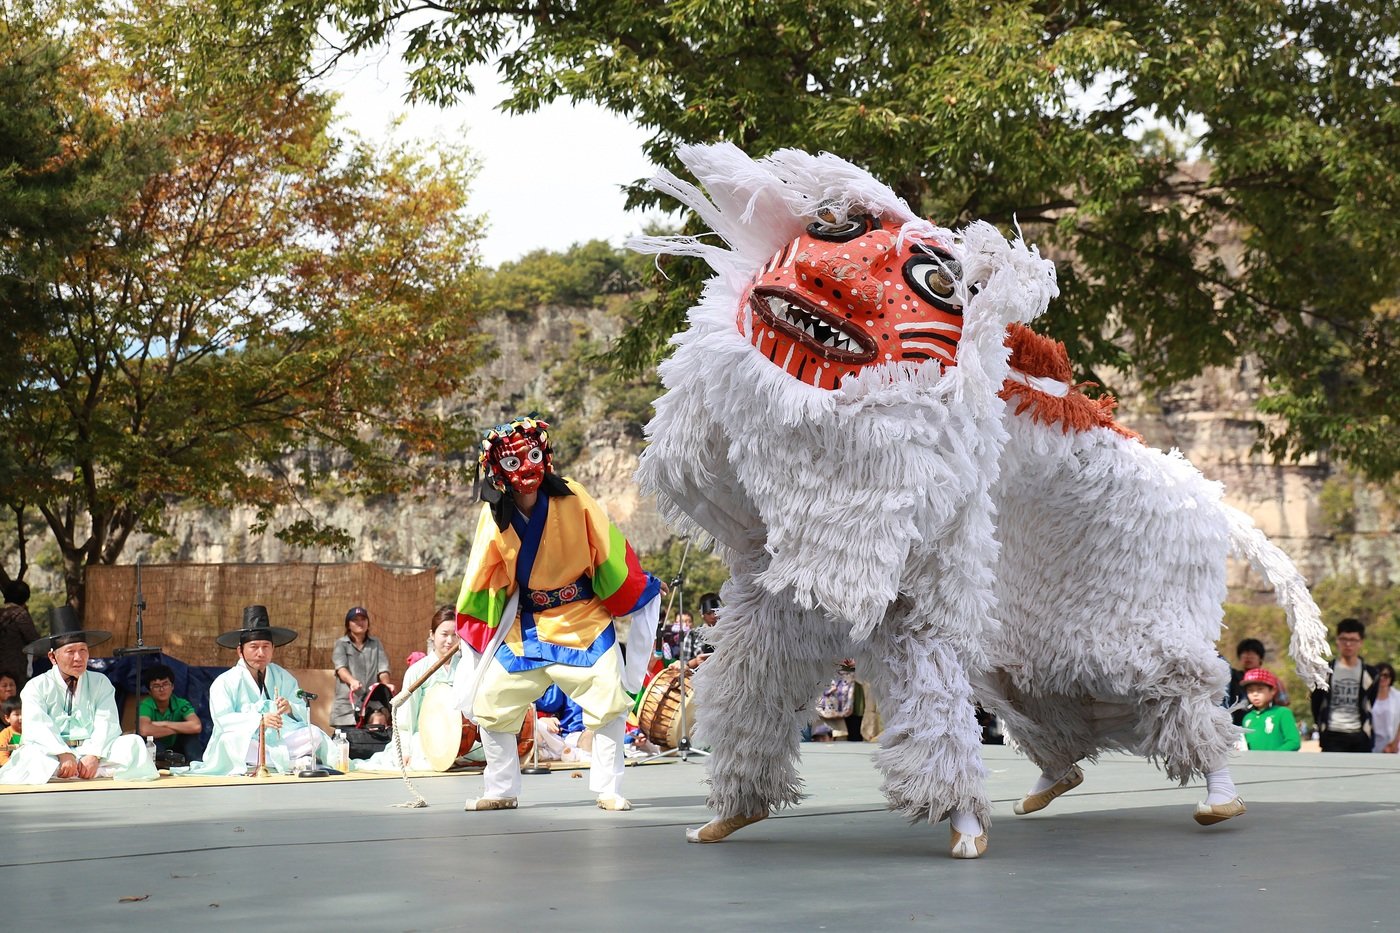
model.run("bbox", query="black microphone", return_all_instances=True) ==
[296,690,318,700]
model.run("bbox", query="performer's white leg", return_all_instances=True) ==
[1204,767,1238,805]
[590,715,629,809]
[479,727,523,799]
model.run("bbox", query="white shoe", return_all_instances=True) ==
[463,797,518,811]
[1014,765,1084,815]
[949,827,988,859]
[1193,797,1245,825]
[596,793,632,811]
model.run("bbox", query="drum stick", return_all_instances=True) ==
[391,644,462,709]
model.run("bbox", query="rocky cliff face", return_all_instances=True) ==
[1116,359,1398,594]
[38,306,1399,600]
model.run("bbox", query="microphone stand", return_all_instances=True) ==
[113,555,163,736]
[294,690,329,777]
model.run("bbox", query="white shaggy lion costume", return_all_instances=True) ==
[632,143,1331,859]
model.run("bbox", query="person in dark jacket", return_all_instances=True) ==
[1310,618,1379,752]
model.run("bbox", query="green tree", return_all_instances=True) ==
[320,0,1400,478]
[0,2,490,613]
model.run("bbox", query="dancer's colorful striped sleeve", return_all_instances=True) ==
[455,505,514,654]
[571,479,660,616]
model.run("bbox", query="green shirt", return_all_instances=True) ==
[138,694,197,749]
[1242,704,1301,751]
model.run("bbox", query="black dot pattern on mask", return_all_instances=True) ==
[814,277,825,288]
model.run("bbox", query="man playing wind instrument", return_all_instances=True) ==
[187,606,331,775]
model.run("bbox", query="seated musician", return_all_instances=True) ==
[186,606,331,775]
[533,683,588,762]
[137,664,201,765]
[357,605,477,771]
[0,608,157,784]
[681,593,721,670]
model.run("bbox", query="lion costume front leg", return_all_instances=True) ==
[687,572,846,840]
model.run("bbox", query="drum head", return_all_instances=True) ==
[419,682,473,772]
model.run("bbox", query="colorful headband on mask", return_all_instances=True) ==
[478,414,553,494]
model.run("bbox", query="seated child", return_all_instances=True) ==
[0,698,21,764]
[1240,668,1300,751]
[137,664,202,765]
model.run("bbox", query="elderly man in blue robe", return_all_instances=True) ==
[0,607,157,784]
[188,606,332,774]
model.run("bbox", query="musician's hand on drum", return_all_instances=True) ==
[261,711,284,730]
[77,754,101,779]
[687,653,711,671]
[56,752,79,778]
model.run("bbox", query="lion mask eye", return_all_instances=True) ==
[902,247,964,312]
[806,212,877,242]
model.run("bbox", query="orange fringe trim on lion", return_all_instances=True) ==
[1000,323,1141,441]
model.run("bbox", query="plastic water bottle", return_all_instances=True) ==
[334,730,350,773]
[145,734,158,762]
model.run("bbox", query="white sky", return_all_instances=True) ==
[316,49,663,268]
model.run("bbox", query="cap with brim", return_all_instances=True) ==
[216,605,298,649]
[25,606,112,655]
[1240,667,1280,691]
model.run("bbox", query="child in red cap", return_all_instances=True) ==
[1240,668,1301,751]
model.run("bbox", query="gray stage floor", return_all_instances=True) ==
[5,744,1397,931]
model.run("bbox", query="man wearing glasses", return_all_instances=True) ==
[1310,618,1380,753]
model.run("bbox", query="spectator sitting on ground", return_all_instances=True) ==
[1370,662,1398,754]
[0,697,21,765]
[1240,668,1300,751]
[0,607,156,784]
[137,664,202,764]
[0,671,17,702]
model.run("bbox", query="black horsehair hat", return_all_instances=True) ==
[215,605,299,649]
[24,606,113,656]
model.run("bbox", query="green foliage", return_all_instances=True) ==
[0,1,490,612]
[478,239,648,319]
[639,539,730,611]
[1317,478,1359,536]
[320,0,1400,480]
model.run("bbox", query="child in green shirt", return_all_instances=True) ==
[137,664,202,759]
[1240,668,1300,751]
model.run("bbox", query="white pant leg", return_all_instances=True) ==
[589,716,625,796]
[481,728,523,799]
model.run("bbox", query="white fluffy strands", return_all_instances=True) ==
[633,142,1058,852]
[984,403,1328,785]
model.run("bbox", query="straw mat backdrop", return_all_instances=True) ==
[85,562,437,683]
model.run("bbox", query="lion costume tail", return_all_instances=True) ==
[1223,505,1331,690]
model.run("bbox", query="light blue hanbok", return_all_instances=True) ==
[0,667,157,784]
[185,659,331,775]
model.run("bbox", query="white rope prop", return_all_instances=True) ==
[390,698,428,809]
